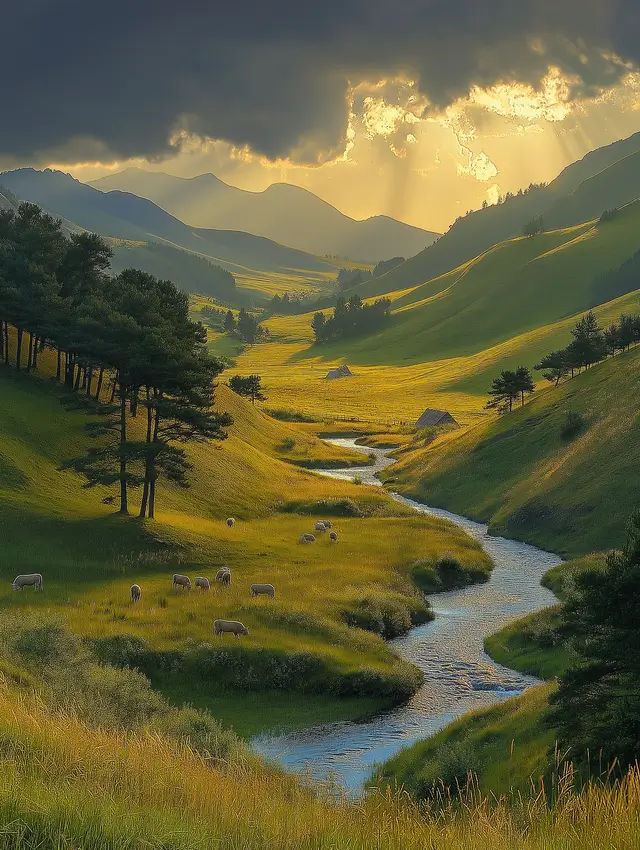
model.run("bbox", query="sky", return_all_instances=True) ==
[2,1,640,232]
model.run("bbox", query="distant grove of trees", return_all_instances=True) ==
[222,307,266,344]
[311,294,391,344]
[336,257,406,292]
[534,310,640,386]
[0,201,232,518]
[487,310,640,415]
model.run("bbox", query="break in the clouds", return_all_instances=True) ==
[2,0,639,166]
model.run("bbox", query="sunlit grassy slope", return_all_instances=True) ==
[377,684,557,800]
[379,552,604,800]
[231,204,640,424]
[383,347,640,557]
[1,681,639,849]
[0,356,491,730]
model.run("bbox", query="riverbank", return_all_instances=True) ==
[251,440,561,790]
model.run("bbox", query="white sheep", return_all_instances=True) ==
[321,520,333,529]
[130,583,142,602]
[250,583,275,598]
[314,520,327,532]
[226,518,236,528]
[12,573,43,591]
[214,619,249,638]
[299,533,316,544]
[195,576,210,591]
[215,568,231,587]
[172,574,192,591]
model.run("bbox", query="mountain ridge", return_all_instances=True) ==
[90,167,440,262]
[0,168,350,300]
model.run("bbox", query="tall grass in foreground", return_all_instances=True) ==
[1,686,640,848]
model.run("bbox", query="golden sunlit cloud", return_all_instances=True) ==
[52,69,640,232]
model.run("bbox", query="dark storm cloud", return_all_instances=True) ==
[1,0,639,164]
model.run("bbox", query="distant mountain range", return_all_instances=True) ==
[90,168,440,263]
[0,168,352,302]
[353,130,640,300]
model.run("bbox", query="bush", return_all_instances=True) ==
[341,594,432,640]
[353,474,363,485]
[279,436,296,451]
[265,408,320,423]
[282,497,364,517]
[412,555,489,593]
[560,410,586,441]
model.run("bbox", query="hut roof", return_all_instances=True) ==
[415,409,458,428]
[325,365,354,379]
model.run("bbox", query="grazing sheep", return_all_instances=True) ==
[172,574,192,591]
[215,568,231,587]
[314,520,327,532]
[12,573,43,592]
[195,576,210,591]
[329,531,338,542]
[226,518,236,528]
[130,584,142,602]
[321,520,333,529]
[250,583,275,599]
[299,533,316,544]
[214,619,249,638]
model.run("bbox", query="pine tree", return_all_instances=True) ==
[229,374,266,405]
[223,310,236,333]
[311,312,326,342]
[534,350,569,386]
[486,371,519,413]
[514,365,535,406]
[550,511,640,772]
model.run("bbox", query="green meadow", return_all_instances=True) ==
[0,345,491,734]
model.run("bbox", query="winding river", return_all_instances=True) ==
[252,438,561,792]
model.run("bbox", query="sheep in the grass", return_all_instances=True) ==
[250,583,275,599]
[130,584,142,602]
[214,619,249,638]
[321,520,333,529]
[12,574,43,591]
[329,531,338,542]
[172,574,192,591]
[299,533,316,544]
[215,568,231,587]
[226,518,236,528]
[195,577,210,591]
[314,520,327,532]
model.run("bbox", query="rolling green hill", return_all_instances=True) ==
[383,345,640,557]
[303,201,640,367]
[545,149,640,230]
[352,130,640,300]
[0,342,494,732]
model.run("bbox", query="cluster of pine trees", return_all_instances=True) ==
[311,294,391,344]
[223,307,265,344]
[486,366,535,413]
[0,202,232,518]
[535,311,640,386]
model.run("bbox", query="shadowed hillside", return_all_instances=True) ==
[351,130,640,299]
[0,169,350,299]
